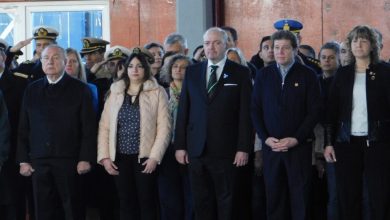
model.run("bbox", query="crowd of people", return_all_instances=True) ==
[0,18,389,220]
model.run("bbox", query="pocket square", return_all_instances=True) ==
[224,83,237,86]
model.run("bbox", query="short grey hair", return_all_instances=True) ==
[203,27,228,44]
[164,33,188,49]
[42,44,66,59]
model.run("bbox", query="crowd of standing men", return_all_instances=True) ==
[0,18,389,220]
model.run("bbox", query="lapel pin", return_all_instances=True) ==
[223,73,228,79]
[294,83,299,87]
[371,76,375,80]
[369,71,376,76]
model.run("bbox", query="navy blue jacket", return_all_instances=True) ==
[17,73,97,163]
[174,59,253,158]
[251,61,321,144]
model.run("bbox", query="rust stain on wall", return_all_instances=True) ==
[224,0,390,60]
[110,0,176,48]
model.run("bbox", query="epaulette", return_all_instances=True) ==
[21,60,35,64]
[307,57,321,67]
[13,72,29,79]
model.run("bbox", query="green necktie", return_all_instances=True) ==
[207,65,218,95]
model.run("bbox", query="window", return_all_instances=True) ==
[0,1,109,61]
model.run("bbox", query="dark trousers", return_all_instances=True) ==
[326,162,338,220]
[189,157,236,220]
[158,146,193,220]
[309,166,327,220]
[263,144,312,220]
[334,137,390,220]
[251,170,267,220]
[0,161,28,220]
[233,163,252,220]
[31,158,81,220]
[114,154,158,220]
[80,165,119,220]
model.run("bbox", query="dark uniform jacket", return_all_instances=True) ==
[0,90,10,167]
[17,73,97,163]
[325,62,390,146]
[174,59,253,159]
[0,69,26,158]
[0,70,27,205]
[12,59,45,82]
[86,68,112,115]
[298,51,322,75]
[251,61,321,145]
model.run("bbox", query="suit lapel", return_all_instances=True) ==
[199,62,208,101]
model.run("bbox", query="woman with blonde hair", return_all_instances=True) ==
[65,48,98,112]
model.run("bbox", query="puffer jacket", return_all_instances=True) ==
[97,77,171,163]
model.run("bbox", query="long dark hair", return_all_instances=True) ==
[120,53,152,92]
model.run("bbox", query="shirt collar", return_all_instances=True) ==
[207,56,227,70]
[46,72,65,84]
[277,59,295,74]
[0,70,3,79]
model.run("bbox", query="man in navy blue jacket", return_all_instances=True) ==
[17,45,96,220]
[251,30,321,220]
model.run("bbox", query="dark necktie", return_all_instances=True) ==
[207,65,218,97]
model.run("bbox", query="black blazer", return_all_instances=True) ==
[17,73,97,163]
[325,62,390,145]
[174,59,253,159]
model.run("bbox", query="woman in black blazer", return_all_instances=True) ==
[324,25,390,220]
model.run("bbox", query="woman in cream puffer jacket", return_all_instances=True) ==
[97,49,171,220]
[97,76,171,164]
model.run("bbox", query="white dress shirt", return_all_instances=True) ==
[206,57,227,87]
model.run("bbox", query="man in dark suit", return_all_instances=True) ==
[0,49,29,220]
[17,44,97,220]
[252,30,321,220]
[174,27,253,220]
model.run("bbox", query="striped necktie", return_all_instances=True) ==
[207,65,218,96]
